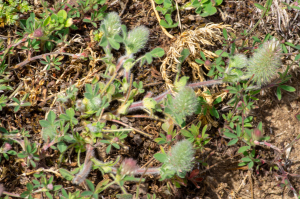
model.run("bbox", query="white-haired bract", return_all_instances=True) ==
[125,26,149,55]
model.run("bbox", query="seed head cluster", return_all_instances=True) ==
[165,139,195,173]
[247,38,282,86]
[125,26,149,55]
[167,87,199,122]
[100,12,121,38]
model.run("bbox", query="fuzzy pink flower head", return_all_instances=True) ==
[204,60,211,67]
[47,183,53,190]
[166,134,172,142]
[3,143,12,152]
[33,28,44,37]
[121,158,139,176]
[113,137,119,142]
[252,128,262,141]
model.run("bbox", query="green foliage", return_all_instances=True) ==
[186,0,223,17]
[19,11,73,51]
[40,55,63,70]
[11,94,31,112]
[0,0,32,26]
[17,137,39,168]
[21,172,62,199]
[0,142,16,162]
[40,111,61,142]
[100,125,130,154]
[197,50,225,79]
[238,149,261,169]
[181,122,210,150]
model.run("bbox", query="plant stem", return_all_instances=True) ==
[13,51,86,69]
[109,119,153,139]
[3,191,21,197]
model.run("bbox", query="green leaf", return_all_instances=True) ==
[181,129,193,138]
[59,168,74,181]
[108,37,120,50]
[20,191,30,198]
[201,4,217,17]
[57,141,67,153]
[215,50,228,57]
[83,18,91,23]
[236,124,241,137]
[81,191,93,196]
[17,153,27,158]
[276,86,282,100]
[296,114,300,121]
[7,150,17,155]
[227,138,238,146]
[195,59,204,64]
[295,54,300,61]
[95,179,110,194]
[153,153,168,163]
[279,85,295,92]
[30,160,36,167]
[248,161,254,169]
[106,144,112,153]
[65,18,73,27]
[57,10,67,21]
[160,20,178,28]
[26,183,34,191]
[99,37,108,47]
[224,132,238,138]
[254,3,265,11]
[155,0,164,3]
[241,157,252,162]
[145,53,153,64]
[53,185,62,191]
[45,192,53,199]
[238,146,251,153]
[61,189,68,197]
[223,28,228,40]
[150,48,165,57]
[43,16,51,27]
[100,140,110,144]
[178,49,190,63]
[112,143,120,149]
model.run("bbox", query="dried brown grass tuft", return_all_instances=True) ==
[160,23,233,90]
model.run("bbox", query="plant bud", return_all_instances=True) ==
[166,134,172,142]
[3,143,12,152]
[33,28,44,37]
[47,184,53,190]
[121,158,138,176]
[204,60,211,67]
[252,128,262,141]
[76,99,86,113]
